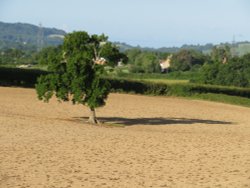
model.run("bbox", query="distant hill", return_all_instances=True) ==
[1,21,250,56]
[115,41,250,56]
[0,21,66,50]
[114,42,215,53]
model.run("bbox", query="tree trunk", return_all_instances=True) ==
[88,107,98,124]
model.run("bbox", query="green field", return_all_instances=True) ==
[135,78,189,84]
[188,93,250,108]
[107,73,250,108]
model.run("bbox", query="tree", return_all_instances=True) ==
[37,46,62,65]
[125,48,142,64]
[198,57,249,88]
[101,43,128,66]
[134,52,160,73]
[36,31,123,124]
[211,45,231,63]
[126,50,161,73]
[171,49,206,71]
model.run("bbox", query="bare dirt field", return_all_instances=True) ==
[0,86,250,188]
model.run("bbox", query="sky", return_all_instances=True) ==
[0,0,250,48]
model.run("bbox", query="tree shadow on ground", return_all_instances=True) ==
[74,117,232,126]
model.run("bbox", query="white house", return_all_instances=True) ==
[159,54,172,72]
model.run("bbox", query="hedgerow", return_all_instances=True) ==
[1,67,249,99]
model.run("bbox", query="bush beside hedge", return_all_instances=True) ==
[1,67,250,99]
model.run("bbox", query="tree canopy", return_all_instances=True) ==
[36,31,124,124]
[170,49,206,71]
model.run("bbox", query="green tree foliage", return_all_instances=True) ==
[0,48,37,64]
[211,45,231,63]
[198,55,250,88]
[241,53,250,81]
[36,31,124,124]
[125,49,163,73]
[37,46,62,65]
[100,43,128,66]
[170,49,206,71]
[134,52,160,73]
[125,48,142,64]
[0,48,23,64]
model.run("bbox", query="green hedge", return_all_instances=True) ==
[107,78,250,98]
[0,67,47,87]
[1,67,250,99]
[189,84,250,98]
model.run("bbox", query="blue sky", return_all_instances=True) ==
[0,0,250,47]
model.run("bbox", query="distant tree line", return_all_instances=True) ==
[124,45,250,87]
[124,48,207,73]
[196,53,250,87]
[0,48,37,65]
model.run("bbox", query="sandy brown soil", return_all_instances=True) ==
[0,86,250,188]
